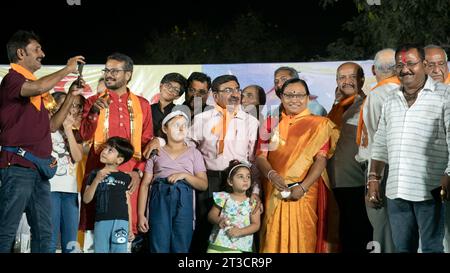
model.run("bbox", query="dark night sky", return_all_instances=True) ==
[1,0,357,65]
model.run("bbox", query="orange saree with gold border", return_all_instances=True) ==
[257,109,340,253]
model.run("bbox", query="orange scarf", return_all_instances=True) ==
[93,90,143,160]
[356,76,400,147]
[327,94,355,129]
[211,105,237,154]
[10,63,56,111]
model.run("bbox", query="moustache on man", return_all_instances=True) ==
[399,71,414,77]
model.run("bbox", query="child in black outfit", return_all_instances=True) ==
[83,136,135,253]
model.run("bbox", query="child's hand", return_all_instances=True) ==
[218,217,230,229]
[167,173,187,184]
[63,112,76,131]
[226,227,242,238]
[127,171,141,194]
[138,216,149,233]
[128,230,135,242]
[95,168,111,182]
[250,193,263,214]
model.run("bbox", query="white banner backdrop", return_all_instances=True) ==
[0,61,378,113]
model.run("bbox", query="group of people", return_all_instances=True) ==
[0,30,449,254]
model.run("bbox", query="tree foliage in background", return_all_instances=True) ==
[138,12,304,64]
[138,1,449,63]
[139,23,219,64]
[321,0,450,59]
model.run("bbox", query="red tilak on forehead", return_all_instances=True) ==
[400,50,407,63]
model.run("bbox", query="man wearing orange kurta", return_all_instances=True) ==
[257,78,339,253]
[79,53,153,243]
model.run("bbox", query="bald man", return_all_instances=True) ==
[425,45,450,84]
[328,62,373,253]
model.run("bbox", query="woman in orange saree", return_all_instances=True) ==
[257,78,340,253]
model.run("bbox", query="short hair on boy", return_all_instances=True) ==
[106,136,134,164]
[160,72,188,96]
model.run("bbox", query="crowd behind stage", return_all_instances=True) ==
[1,30,450,254]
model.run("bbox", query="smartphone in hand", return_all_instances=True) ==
[77,62,84,88]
